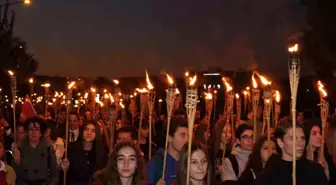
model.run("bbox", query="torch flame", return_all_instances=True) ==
[252,73,258,89]
[120,102,125,109]
[166,74,174,85]
[41,83,51,88]
[136,88,148,93]
[84,92,89,99]
[288,44,299,53]
[185,71,189,77]
[54,91,59,97]
[317,80,327,97]
[222,77,233,92]
[108,93,114,103]
[8,70,14,76]
[243,90,247,95]
[189,75,197,86]
[145,70,154,90]
[255,72,272,85]
[68,81,76,89]
[90,87,96,93]
[204,92,213,100]
[29,78,34,84]
[235,93,240,99]
[113,79,119,85]
[175,88,180,94]
[275,90,281,103]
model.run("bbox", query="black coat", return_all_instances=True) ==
[254,154,328,185]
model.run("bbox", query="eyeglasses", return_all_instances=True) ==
[240,135,254,141]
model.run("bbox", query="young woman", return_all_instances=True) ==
[172,141,211,185]
[65,120,107,185]
[92,141,146,185]
[235,136,278,185]
[303,120,336,185]
[211,120,232,184]
[0,140,16,185]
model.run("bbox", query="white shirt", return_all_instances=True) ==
[69,129,79,142]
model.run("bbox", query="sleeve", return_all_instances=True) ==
[313,163,328,185]
[146,159,156,185]
[253,171,270,185]
[222,157,238,182]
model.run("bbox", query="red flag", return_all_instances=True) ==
[20,95,37,123]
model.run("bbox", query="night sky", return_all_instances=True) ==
[12,0,309,78]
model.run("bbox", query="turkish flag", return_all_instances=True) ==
[20,95,37,123]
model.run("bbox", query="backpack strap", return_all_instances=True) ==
[228,155,239,178]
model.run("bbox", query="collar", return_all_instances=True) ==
[70,129,79,134]
[0,161,7,172]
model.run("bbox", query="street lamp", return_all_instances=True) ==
[0,0,32,7]
[28,77,34,96]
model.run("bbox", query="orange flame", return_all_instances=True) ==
[54,91,59,98]
[243,90,247,96]
[166,74,174,85]
[189,75,197,86]
[113,79,119,85]
[108,93,114,103]
[252,73,258,88]
[255,72,271,85]
[42,83,51,88]
[145,70,154,90]
[8,70,14,76]
[68,81,76,89]
[222,77,233,92]
[175,88,180,94]
[120,102,125,109]
[235,93,240,99]
[185,71,189,77]
[29,78,34,84]
[84,92,89,99]
[136,88,148,93]
[288,44,299,53]
[204,92,213,100]
[317,80,327,97]
[275,90,281,103]
[90,87,96,93]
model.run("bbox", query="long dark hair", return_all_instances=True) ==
[211,120,232,165]
[102,142,145,185]
[175,141,211,185]
[79,120,106,170]
[243,136,278,173]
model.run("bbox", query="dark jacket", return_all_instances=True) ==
[254,154,328,185]
[66,140,106,185]
[12,139,58,185]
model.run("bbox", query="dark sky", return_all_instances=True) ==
[12,0,309,78]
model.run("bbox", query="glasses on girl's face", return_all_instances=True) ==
[240,135,254,141]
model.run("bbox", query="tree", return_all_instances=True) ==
[0,3,38,86]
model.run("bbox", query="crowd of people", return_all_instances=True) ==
[0,104,335,185]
